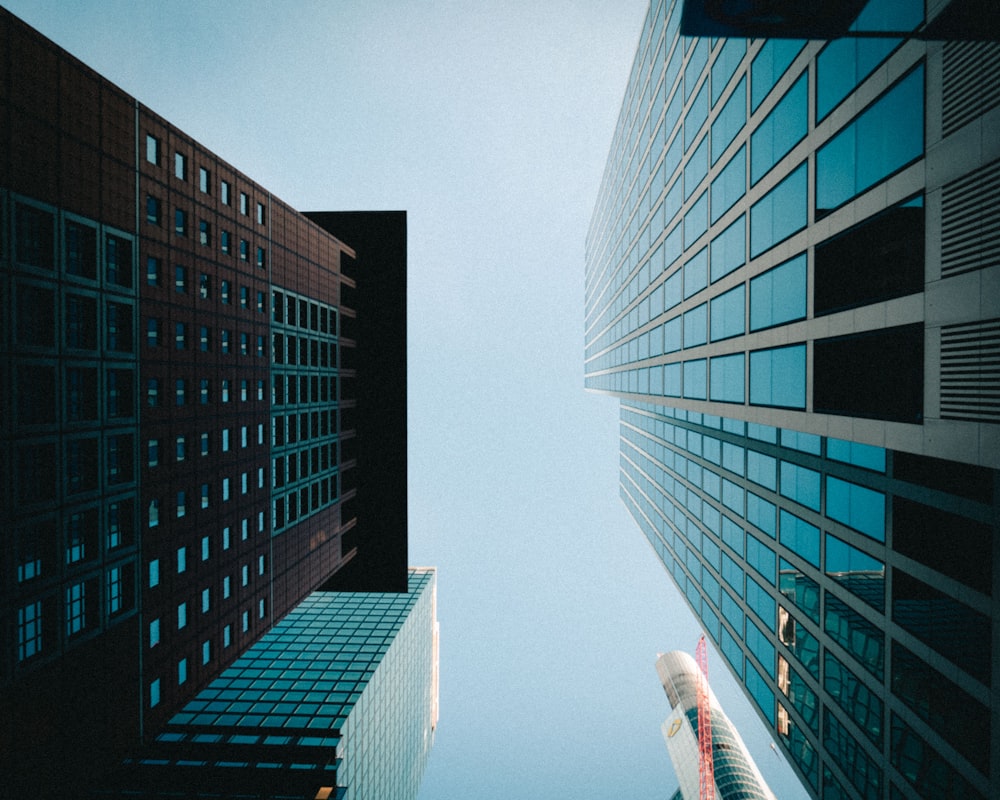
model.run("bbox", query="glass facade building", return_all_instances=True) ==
[96,568,439,800]
[656,650,776,800]
[585,2,1000,798]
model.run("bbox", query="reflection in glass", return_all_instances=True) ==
[825,534,884,612]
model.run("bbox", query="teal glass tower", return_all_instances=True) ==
[585,1,1000,798]
[97,568,439,799]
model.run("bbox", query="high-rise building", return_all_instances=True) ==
[96,568,439,800]
[584,1,999,798]
[656,650,776,800]
[0,8,417,798]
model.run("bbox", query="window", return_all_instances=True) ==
[148,499,160,528]
[15,202,55,269]
[202,640,211,665]
[816,65,924,216]
[149,558,160,587]
[108,567,124,614]
[178,658,187,685]
[221,330,231,354]
[146,134,160,165]
[66,582,86,636]
[175,322,186,350]
[683,303,706,348]
[256,201,265,224]
[242,610,249,632]
[683,358,707,400]
[256,247,266,268]
[174,151,187,180]
[221,280,231,304]
[780,511,821,568]
[201,482,209,508]
[711,145,746,223]
[239,192,248,215]
[223,576,231,598]
[146,256,161,286]
[224,625,231,648]
[710,284,745,342]
[751,39,805,111]
[751,73,807,185]
[221,180,231,205]
[750,161,807,258]
[710,353,745,403]
[150,678,160,708]
[242,564,249,586]
[750,253,806,331]
[176,491,186,518]
[148,438,159,467]
[199,328,210,353]
[780,462,821,511]
[222,477,230,501]
[199,219,211,247]
[199,166,210,194]
[17,602,42,660]
[200,432,210,456]
[239,239,249,261]
[177,603,187,630]
[175,208,186,236]
[175,435,186,462]
[684,190,707,247]
[175,265,187,293]
[201,535,210,561]
[175,379,186,406]
[149,618,160,648]
[65,220,97,278]
[106,301,133,352]
[201,588,210,613]
[749,344,806,408]
[712,76,746,164]
[146,195,161,225]
[147,378,160,407]
[221,229,231,254]
[146,317,159,348]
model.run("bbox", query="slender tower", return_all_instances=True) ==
[657,650,776,800]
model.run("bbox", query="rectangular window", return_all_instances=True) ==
[826,476,885,541]
[146,256,161,286]
[221,230,231,254]
[199,327,210,352]
[17,602,43,660]
[149,618,160,648]
[751,39,805,111]
[749,253,806,331]
[256,202,265,224]
[200,432,210,456]
[199,166,210,194]
[240,192,248,215]
[221,180,231,205]
[176,491,186,518]
[780,511,821,568]
[175,265,187,293]
[150,678,160,708]
[174,151,187,180]
[66,582,86,636]
[751,73,807,185]
[177,603,187,630]
[256,247,266,268]
[239,239,249,261]
[175,208,186,236]
[221,280,231,304]
[201,588,210,613]
[749,344,806,408]
[178,658,187,685]
[750,161,807,258]
[149,558,159,587]
[711,145,746,223]
[175,322,186,350]
[107,567,123,614]
[199,220,211,247]
[710,284,745,341]
[146,134,160,165]
[710,353,745,403]
[146,195,161,225]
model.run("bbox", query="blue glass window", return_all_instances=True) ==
[722,479,744,514]
[750,161,807,257]
[684,191,708,247]
[684,248,708,298]
[781,428,821,454]
[710,214,745,283]
[722,552,743,596]
[721,589,744,633]
[722,442,744,475]
[712,39,746,106]
[746,659,775,724]
[825,593,884,680]
[664,266,682,310]
[711,145,746,223]
[780,462,821,511]
[683,304,707,348]
[816,65,924,215]
[747,617,776,676]
[683,358,707,399]
[816,0,922,120]
[826,476,885,542]
[722,516,743,554]
[722,627,743,676]
[751,73,807,185]
[827,438,886,472]
[826,533,885,612]
[710,353,744,403]
[747,576,776,626]
[747,492,776,537]
[710,284,745,342]
[711,77,746,164]
[751,40,805,111]
[749,344,806,408]
[685,136,709,200]
[749,252,806,331]
[746,450,776,490]
[780,510,821,568]
[685,83,709,150]
[685,38,709,99]
[664,362,681,397]
[664,316,682,352]
[747,533,775,582]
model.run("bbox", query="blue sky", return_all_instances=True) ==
[7,2,808,797]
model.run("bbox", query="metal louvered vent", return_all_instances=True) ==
[940,158,1000,279]
[940,318,1000,422]
[942,41,1000,137]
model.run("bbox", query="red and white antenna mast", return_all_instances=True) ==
[696,635,715,800]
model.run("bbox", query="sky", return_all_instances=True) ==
[6,2,809,797]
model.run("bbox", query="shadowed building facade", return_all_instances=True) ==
[584,1,1000,798]
[0,8,418,799]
